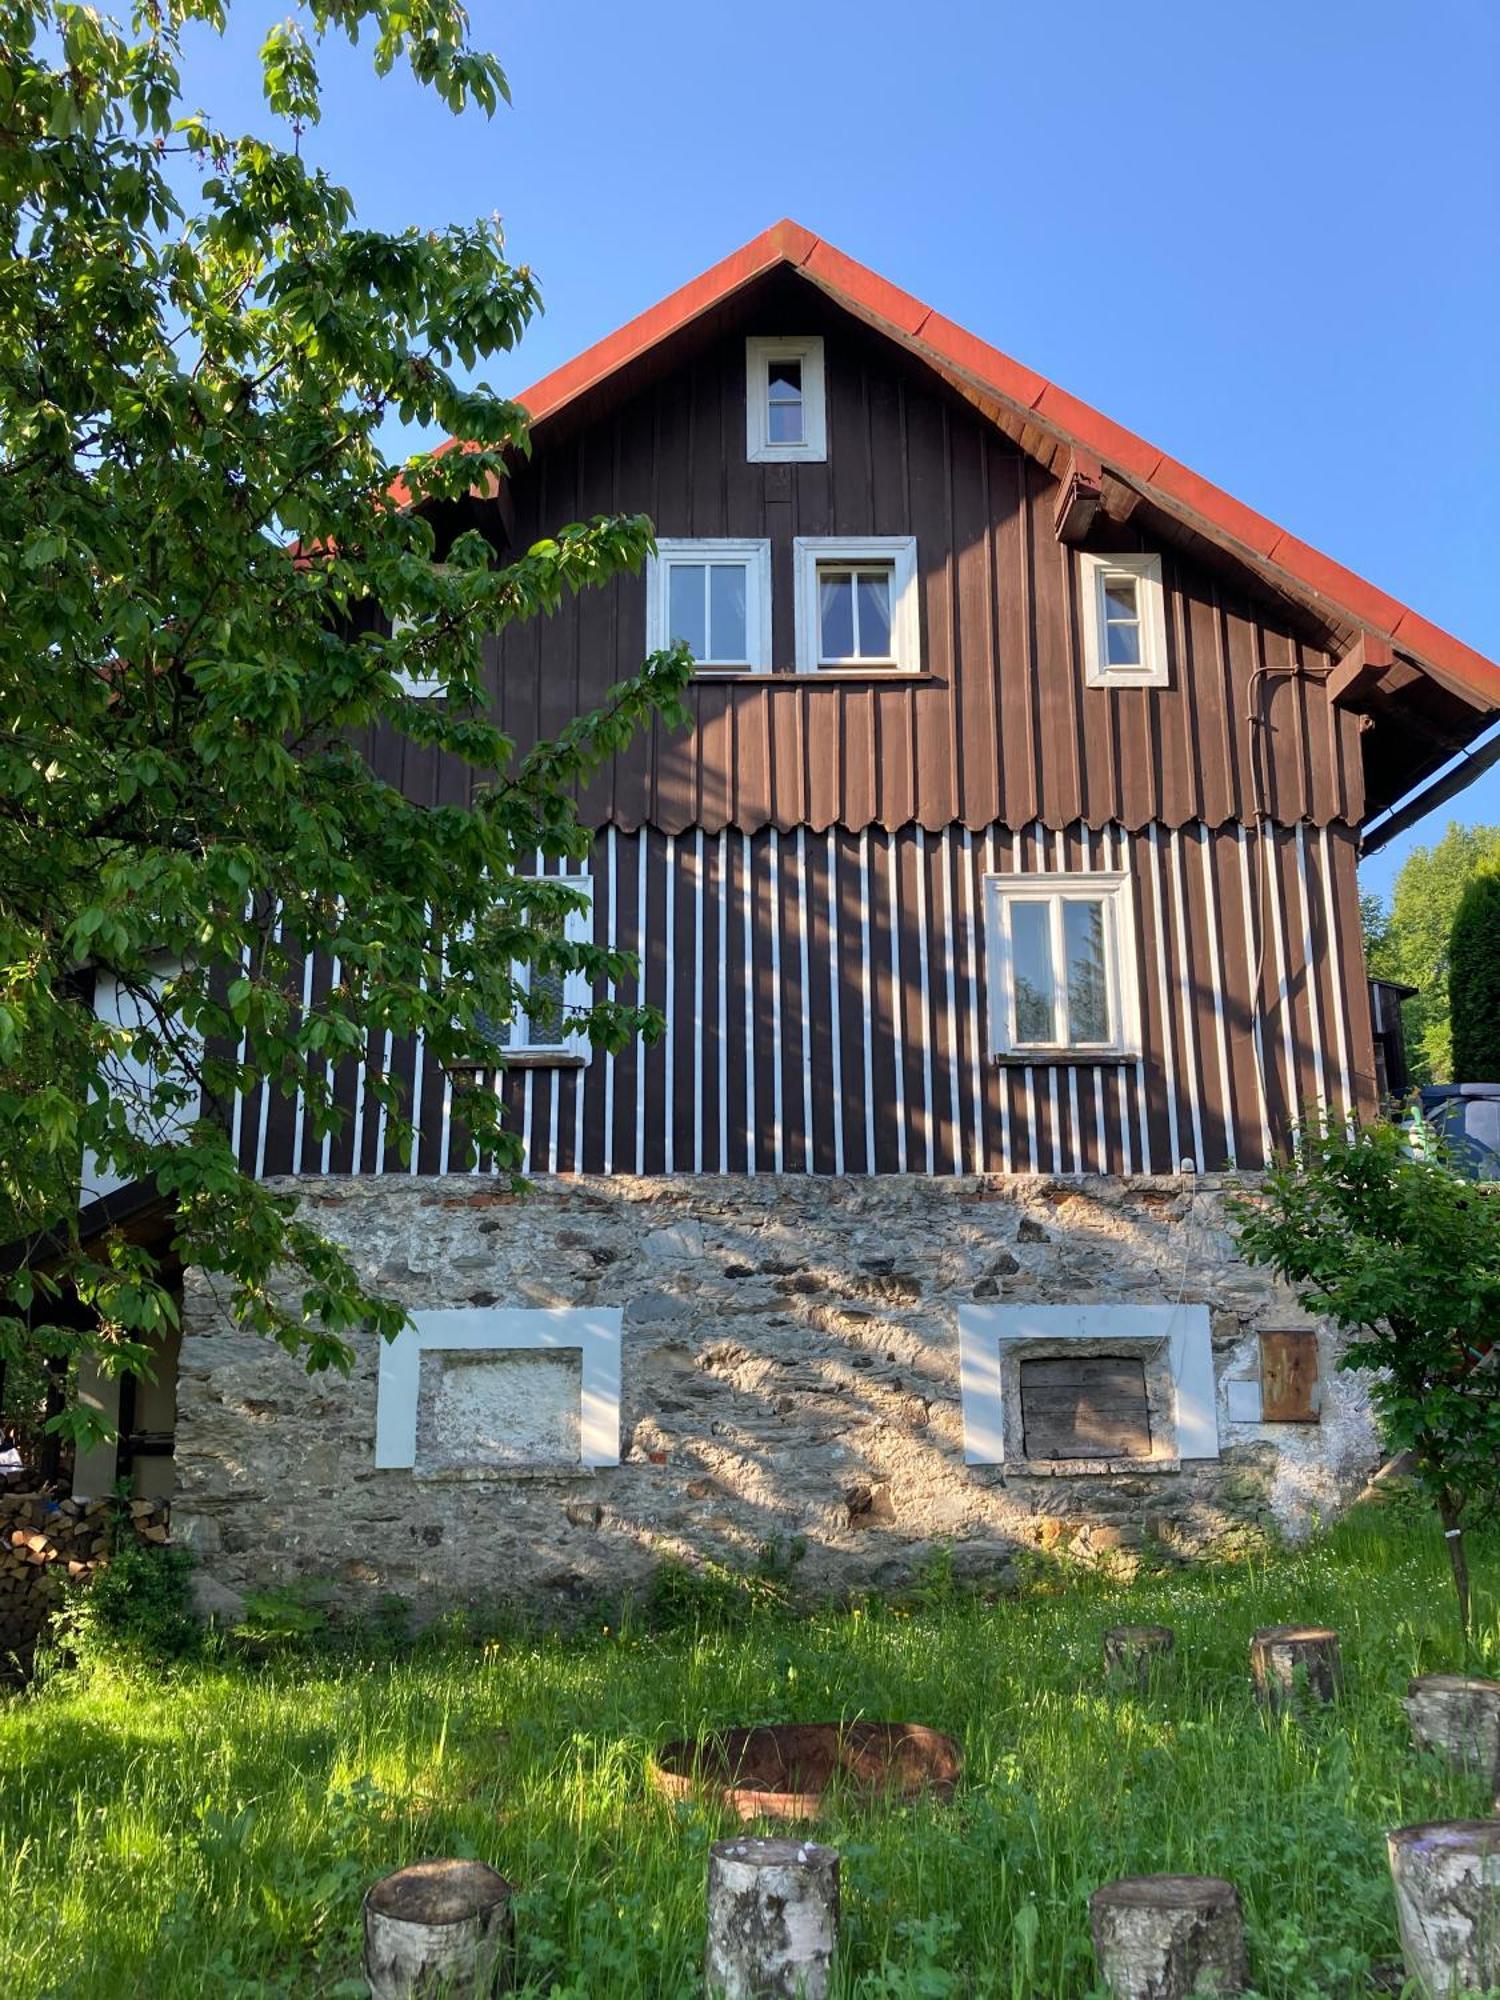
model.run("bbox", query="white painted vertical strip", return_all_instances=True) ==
[987,826,1013,1176]
[859,832,876,1173]
[407,907,428,1178]
[1056,828,1082,1176]
[664,832,676,1175]
[571,859,588,1175]
[1081,826,1107,1175]
[960,828,985,1176]
[914,827,935,1175]
[603,828,617,1177]
[796,827,815,1172]
[1039,825,1062,1176]
[1014,829,1039,1174]
[826,831,845,1176]
[742,831,756,1175]
[1235,825,1274,1166]
[253,907,282,1181]
[693,828,705,1176]
[939,829,963,1176]
[769,829,784,1174]
[1110,828,1135,1176]
[319,952,340,1177]
[291,939,314,1177]
[1317,826,1354,1122]
[437,932,453,1176]
[1196,826,1237,1168]
[1294,823,1328,1118]
[520,1070,534,1177]
[1145,826,1181,1171]
[373,1029,393,1175]
[886,830,908,1174]
[635,835,648,1178]
[1263,820,1299,1137]
[230,926,253,1169]
[1165,828,1206,1171]
[718,830,730,1174]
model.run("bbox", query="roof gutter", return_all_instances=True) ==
[1361,720,1500,856]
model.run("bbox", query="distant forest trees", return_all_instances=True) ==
[1362,820,1500,1083]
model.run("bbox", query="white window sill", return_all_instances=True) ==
[444,1053,587,1073]
[991,1050,1140,1066]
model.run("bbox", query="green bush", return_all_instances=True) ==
[56,1539,201,1673]
[1450,862,1500,1080]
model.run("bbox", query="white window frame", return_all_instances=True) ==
[1079,550,1169,688]
[491,874,595,1064]
[793,536,920,675]
[958,1304,1218,1467]
[983,870,1139,1060]
[375,1305,622,1470]
[646,539,773,675]
[745,336,827,463]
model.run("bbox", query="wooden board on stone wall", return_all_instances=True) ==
[1019,1355,1152,1459]
[1259,1332,1320,1423]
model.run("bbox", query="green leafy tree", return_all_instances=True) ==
[1449,864,1500,1082]
[0,1,690,1453]
[1362,822,1500,1083]
[1234,1119,1500,1638]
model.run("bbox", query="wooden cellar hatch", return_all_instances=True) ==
[1019,1353,1153,1459]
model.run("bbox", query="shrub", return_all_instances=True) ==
[1449,863,1500,1081]
[57,1539,201,1673]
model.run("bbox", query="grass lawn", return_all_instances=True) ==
[2,1501,1497,1998]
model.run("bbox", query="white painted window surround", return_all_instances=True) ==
[82,959,202,1205]
[375,1306,622,1470]
[983,870,1140,1060]
[745,336,827,463]
[647,540,773,674]
[958,1303,1218,1467]
[487,875,595,1062]
[793,536,921,675]
[1079,550,1169,688]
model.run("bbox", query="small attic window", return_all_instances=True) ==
[746,337,826,463]
[1079,551,1169,689]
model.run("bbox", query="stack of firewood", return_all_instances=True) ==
[0,1492,170,1653]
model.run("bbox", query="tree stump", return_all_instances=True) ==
[705,1836,840,1999]
[1387,1821,1500,1997]
[1089,1876,1247,1999]
[1249,1625,1342,1710]
[1103,1625,1175,1687]
[364,1858,514,1999]
[1404,1674,1500,1784]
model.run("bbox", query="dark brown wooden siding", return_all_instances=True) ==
[389,301,1365,835]
[240,819,1376,1184]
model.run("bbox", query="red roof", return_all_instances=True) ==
[508,219,1499,713]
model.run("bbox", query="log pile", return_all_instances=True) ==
[0,1492,170,1658]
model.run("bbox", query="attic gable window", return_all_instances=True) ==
[1079,551,1169,688]
[646,540,772,673]
[746,337,827,463]
[794,536,920,674]
[983,872,1140,1060]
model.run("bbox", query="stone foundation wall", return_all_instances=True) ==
[172,1175,1382,1624]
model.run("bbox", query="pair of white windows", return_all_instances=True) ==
[646,536,920,676]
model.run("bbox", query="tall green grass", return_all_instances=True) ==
[2,1501,1496,1997]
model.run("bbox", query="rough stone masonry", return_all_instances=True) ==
[171,1174,1382,1624]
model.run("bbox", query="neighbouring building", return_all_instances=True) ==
[65,223,1500,1620]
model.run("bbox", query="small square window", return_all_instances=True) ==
[793,537,919,674]
[647,540,772,673]
[746,337,827,463]
[983,871,1139,1059]
[1080,551,1169,688]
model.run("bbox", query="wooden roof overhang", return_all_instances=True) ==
[485,221,1498,833]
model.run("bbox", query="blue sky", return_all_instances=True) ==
[181,0,1499,901]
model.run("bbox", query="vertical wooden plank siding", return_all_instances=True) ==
[244,819,1369,1184]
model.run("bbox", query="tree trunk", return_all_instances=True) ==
[1387,1821,1500,1997]
[1435,1490,1472,1642]
[1249,1626,1342,1711]
[1405,1675,1500,1787]
[1089,1875,1247,1998]
[705,1837,840,1999]
[363,1858,513,1999]
[1103,1625,1175,1688]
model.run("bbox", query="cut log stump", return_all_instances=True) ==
[1089,1875,1247,1999]
[364,1858,513,1998]
[1103,1625,1175,1687]
[1249,1626,1342,1710]
[1387,1820,1500,1997]
[705,1836,839,1999]
[1404,1675,1500,1785]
